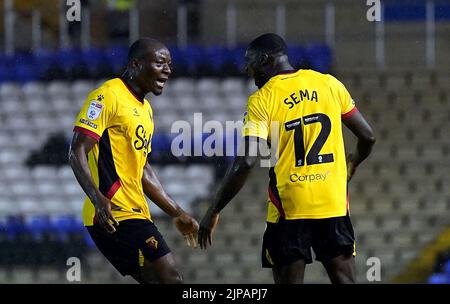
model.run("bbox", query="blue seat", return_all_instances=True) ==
[15,63,39,83]
[82,47,108,68]
[57,48,84,73]
[288,45,308,69]
[151,133,172,154]
[51,215,83,242]
[181,45,206,74]
[5,216,27,240]
[306,43,332,73]
[28,216,51,241]
[444,260,450,275]
[0,65,15,82]
[33,48,60,77]
[229,46,246,72]
[104,45,128,75]
[82,229,96,248]
[205,46,227,74]
[428,273,449,284]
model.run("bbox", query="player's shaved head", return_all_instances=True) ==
[128,38,167,61]
[247,33,288,56]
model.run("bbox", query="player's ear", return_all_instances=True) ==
[259,53,270,66]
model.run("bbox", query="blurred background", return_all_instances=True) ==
[0,0,449,284]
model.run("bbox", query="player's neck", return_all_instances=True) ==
[273,61,295,75]
[121,75,146,102]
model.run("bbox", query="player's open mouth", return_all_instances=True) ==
[156,78,167,89]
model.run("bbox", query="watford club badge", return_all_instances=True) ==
[145,236,158,250]
[87,101,103,120]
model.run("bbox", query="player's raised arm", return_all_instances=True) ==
[142,161,199,248]
[68,132,120,233]
[342,109,376,181]
[198,136,267,249]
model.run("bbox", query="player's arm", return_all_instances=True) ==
[198,136,267,249]
[68,132,119,233]
[343,109,376,181]
[142,161,199,247]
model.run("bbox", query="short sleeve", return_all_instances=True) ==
[242,94,269,140]
[328,75,356,117]
[73,87,117,141]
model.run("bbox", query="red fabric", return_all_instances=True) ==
[73,126,100,141]
[342,107,358,120]
[268,186,286,218]
[106,180,121,199]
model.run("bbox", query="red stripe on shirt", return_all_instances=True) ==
[106,180,121,199]
[342,107,358,120]
[268,186,286,218]
[73,126,100,141]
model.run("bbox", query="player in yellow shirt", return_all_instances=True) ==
[69,38,199,284]
[199,34,375,284]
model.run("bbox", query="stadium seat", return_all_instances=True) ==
[428,273,449,284]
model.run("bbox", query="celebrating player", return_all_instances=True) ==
[198,33,375,284]
[69,38,199,284]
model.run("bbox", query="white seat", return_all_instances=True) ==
[57,166,75,180]
[0,132,12,147]
[10,183,32,196]
[0,82,20,100]
[21,82,46,99]
[49,97,71,113]
[1,98,23,115]
[1,151,24,167]
[43,199,67,215]
[0,200,17,216]
[71,80,94,98]
[221,78,246,96]
[31,166,58,181]
[196,78,220,96]
[24,96,47,113]
[47,81,70,99]
[18,198,43,216]
[186,165,213,180]
[225,96,246,111]
[61,183,83,196]
[67,198,83,215]
[162,166,185,181]
[199,96,221,111]
[36,181,60,196]
[169,78,195,96]
[3,114,28,131]
[14,133,37,149]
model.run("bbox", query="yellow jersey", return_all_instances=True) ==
[243,69,357,222]
[73,78,154,226]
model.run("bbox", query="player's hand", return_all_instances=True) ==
[94,195,120,234]
[198,211,220,250]
[346,153,357,182]
[174,212,199,248]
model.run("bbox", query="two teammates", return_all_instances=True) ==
[69,34,375,284]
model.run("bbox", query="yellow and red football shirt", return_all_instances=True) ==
[243,69,357,222]
[73,78,154,226]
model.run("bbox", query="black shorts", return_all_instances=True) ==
[262,215,356,268]
[86,219,171,276]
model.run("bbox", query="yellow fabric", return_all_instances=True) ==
[74,78,154,226]
[243,70,355,222]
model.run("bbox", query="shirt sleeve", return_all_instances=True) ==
[328,75,357,118]
[73,87,117,141]
[242,94,270,140]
